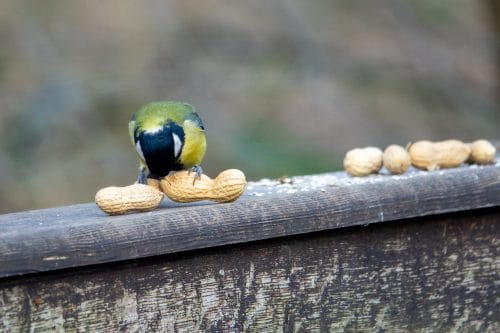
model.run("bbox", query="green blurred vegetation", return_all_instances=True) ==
[0,0,498,213]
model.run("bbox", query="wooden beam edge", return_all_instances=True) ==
[0,162,499,278]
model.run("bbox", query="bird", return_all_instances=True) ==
[129,101,206,184]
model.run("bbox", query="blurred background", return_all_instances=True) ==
[0,0,499,213]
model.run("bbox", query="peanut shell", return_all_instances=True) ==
[469,140,496,164]
[160,171,214,203]
[344,147,383,177]
[95,184,164,215]
[383,145,411,174]
[160,169,247,203]
[146,178,161,191]
[211,169,247,202]
[409,140,470,171]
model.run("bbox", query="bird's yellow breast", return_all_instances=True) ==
[179,119,206,168]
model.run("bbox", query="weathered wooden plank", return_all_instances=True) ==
[0,161,499,278]
[0,208,498,332]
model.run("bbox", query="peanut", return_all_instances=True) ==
[343,147,383,177]
[95,184,164,215]
[146,178,162,191]
[469,139,496,165]
[383,145,411,174]
[160,169,246,203]
[210,169,248,203]
[408,140,471,171]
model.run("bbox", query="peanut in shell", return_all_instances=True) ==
[408,140,471,171]
[383,145,411,174]
[95,184,164,215]
[469,140,496,165]
[344,147,383,177]
[160,169,246,203]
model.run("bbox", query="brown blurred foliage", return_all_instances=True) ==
[0,0,498,213]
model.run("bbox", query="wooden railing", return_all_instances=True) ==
[0,157,499,332]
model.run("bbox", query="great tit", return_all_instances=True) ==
[129,101,207,184]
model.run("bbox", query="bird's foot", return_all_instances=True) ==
[188,165,203,185]
[135,167,148,185]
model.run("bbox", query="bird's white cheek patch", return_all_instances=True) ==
[135,141,146,160]
[172,133,182,158]
[146,126,163,134]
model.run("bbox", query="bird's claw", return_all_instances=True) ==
[188,165,203,185]
[136,167,148,184]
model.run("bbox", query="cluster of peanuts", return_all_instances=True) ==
[343,139,497,177]
[96,139,496,215]
[95,169,247,215]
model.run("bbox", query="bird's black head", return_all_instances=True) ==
[135,120,185,177]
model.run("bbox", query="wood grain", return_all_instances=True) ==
[0,162,499,278]
[0,209,498,332]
